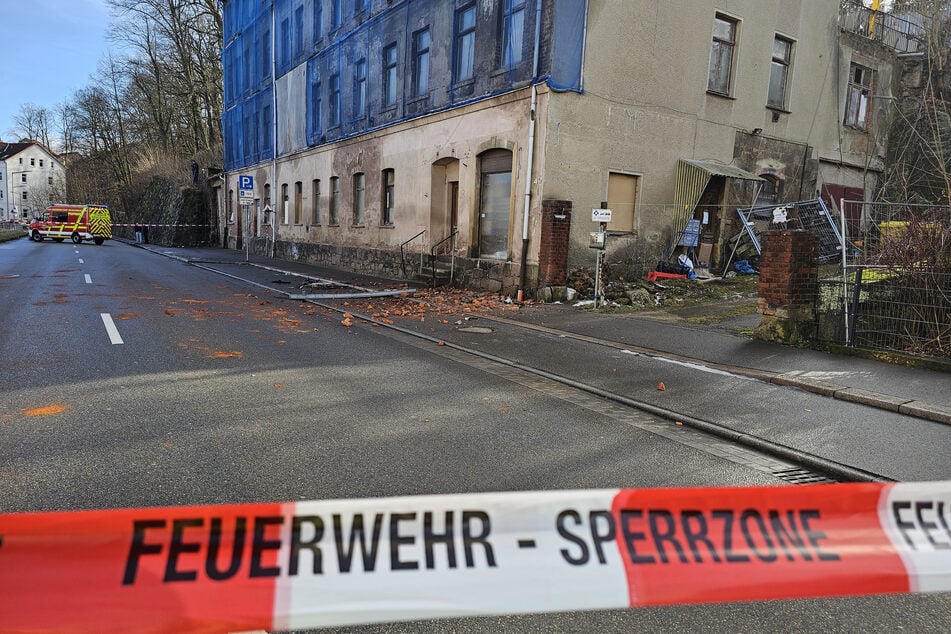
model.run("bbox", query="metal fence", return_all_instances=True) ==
[817,202,951,359]
[838,0,927,54]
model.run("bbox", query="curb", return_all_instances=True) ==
[477,313,951,427]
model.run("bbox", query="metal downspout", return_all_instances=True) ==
[270,0,278,258]
[518,0,544,302]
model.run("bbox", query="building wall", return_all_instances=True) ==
[221,0,901,291]
[540,0,853,271]
[0,145,65,221]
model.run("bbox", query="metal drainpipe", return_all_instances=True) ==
[270,0,278,258]
[518,0,544,302]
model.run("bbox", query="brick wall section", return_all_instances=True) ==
[757,230,819,318]
[537,200,572,287]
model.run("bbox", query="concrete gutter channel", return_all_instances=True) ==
[139,243,949,482]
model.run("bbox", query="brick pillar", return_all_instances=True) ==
[537,200,572,298]
[755,230,819,344]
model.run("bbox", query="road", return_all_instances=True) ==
[1,237,949,632]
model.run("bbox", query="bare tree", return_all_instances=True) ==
[11,104,53,147]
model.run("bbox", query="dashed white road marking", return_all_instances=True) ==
[78,258,84,264]
[100,313,124,345]
[84,274,92,284]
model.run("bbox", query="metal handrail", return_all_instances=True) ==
[400,229,426,278]
[430,229,459,288]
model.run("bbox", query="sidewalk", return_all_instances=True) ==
[132,241,951,427]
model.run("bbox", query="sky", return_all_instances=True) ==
[0,0,113,144]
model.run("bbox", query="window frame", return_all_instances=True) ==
[500,0,526,70]
[310,74,322,138]
[412,27,431,97]
[454,4,476,83]
[707,13,738,96]
[293,4,304,58]
[281,183,290,224]
[294,181,303,224]
[381,169,395,226]
[313,0,323,41]
[844,63,874,131]
[382,43,398,108]
[330,0,342,30]
[354,58,367,119]
[329,176,340,224]
[311,178,321,225]
[329,72,341,128]
[352,172,366,225]
[767,35,794,110]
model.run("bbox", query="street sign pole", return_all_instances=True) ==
[591,206,612,308]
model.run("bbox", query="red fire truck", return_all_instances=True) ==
[29,204,113,245]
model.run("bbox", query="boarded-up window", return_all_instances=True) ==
[606,172,639,232]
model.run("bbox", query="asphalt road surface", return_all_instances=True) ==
[1,237,949,633]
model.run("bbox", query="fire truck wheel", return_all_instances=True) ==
[94,238,104,245]
[53,238,64,242]
[71,233,82,244]
[31,231,42,241]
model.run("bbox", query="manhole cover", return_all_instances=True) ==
[457,326,493,334]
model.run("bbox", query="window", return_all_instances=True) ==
[606,172,640,232]
[454,5,476,82]
[329,176,339,224]
[39,159,44,167]
[708,14,737,95]
[262,104,272,151]
[262,25,271,78]
[755,174,781,205]
[311,179,321,224]
[382,43,398,108]
[294,5,304,57]
[21,174,26,183]
[330,73,341,127]
[501,0,525,70]
[282,183,289,224]
[768,36,793,109]
[412,28,431,97]
[354,58,367,118]
[313,0,322,39]
[30,158,35,166]
[310,76,322,137]
[263,184,271,220]
[382,169,395,225]
[353,172,365,225]
[294,181,303,224]
[22,192,28,201]
[845,63,874,130]
[280,17,290,68]
[48,176,53,185]
[331,0,341,29]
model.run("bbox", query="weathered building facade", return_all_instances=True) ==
[0,141,66,222]
[220,0,902,295]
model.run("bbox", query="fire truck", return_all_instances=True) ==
[29,204,113,245]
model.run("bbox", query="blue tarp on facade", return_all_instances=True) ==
[223,0,587,171]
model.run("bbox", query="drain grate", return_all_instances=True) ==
[771,468,836,484]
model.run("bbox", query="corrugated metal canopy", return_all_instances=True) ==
[680,159,765,181]
[673,159,765,229]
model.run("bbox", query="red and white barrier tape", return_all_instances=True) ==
[1,481,950,633]
[114,223,210,227]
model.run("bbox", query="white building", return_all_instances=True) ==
[0,141,66,222]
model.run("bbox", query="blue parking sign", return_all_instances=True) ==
[238,175,254,190]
